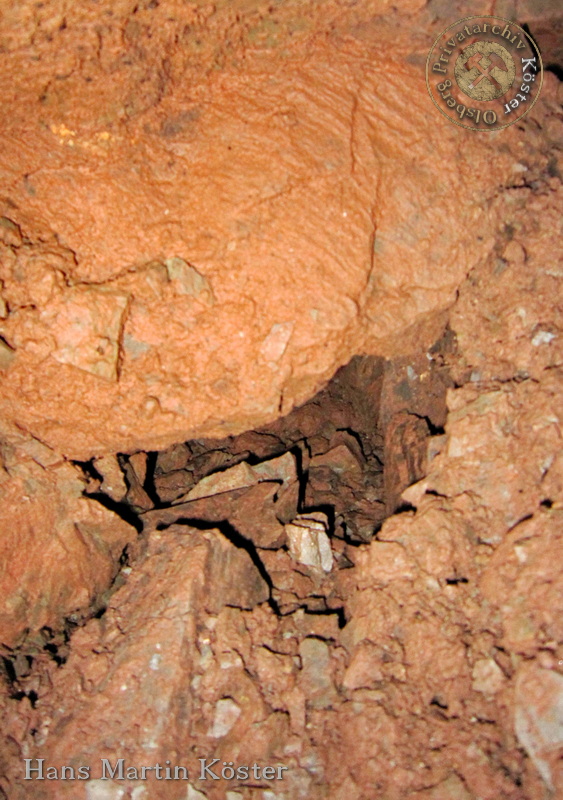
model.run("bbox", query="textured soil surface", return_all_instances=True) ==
[0,1,562,799]
[0,0,560,459]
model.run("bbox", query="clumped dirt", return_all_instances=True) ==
[0,0,560,459]
[2,273,563,799]
[1,341,454,799]
[0,1,562,799]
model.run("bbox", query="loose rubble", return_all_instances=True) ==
[0,1,561,798]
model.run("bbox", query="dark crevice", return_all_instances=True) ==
[335,427,369,460]
[156,516,281,615]
[423,417,445,437]
[27,690,38,708]
[423,489,448,500]
[294,606,347,629]
[294,444,309,512]
[83,542,133,624]
[390,501,416,515]
[410,413,445,437]
[241,447,288,467]
[545,63,563,81]
[37,345,451,681]
[518,22,542,57]
[84,491,143,533]
[9,689,38,707]
[142,451,160,503]
[73,457,103,482]
[43,642,66,665]
[1,656,18,685]
[299,502,335,530]
[507,513,534,533]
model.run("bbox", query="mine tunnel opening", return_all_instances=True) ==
[2,328,454,696]
[89,329,452,528]
[80,328,453,617]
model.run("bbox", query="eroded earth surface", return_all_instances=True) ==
[0,0,562,798]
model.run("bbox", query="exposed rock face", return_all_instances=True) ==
[0,0,557,459]
[0,1,562,799]
[0,440,136,650]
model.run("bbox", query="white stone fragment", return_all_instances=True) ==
[472,658,504,694]
[532,330,555,347]
[165,257,214,302]
[186,785,208,800]
[286,512,333,572]
[183,451,297,502]
[515,667,563,791]
[209,697,241,738]
[85,780,126,800]
[185,461,257,501]
[48,287,129,382]
[260,321,294,364]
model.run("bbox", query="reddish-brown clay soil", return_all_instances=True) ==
[0,1,562,799]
